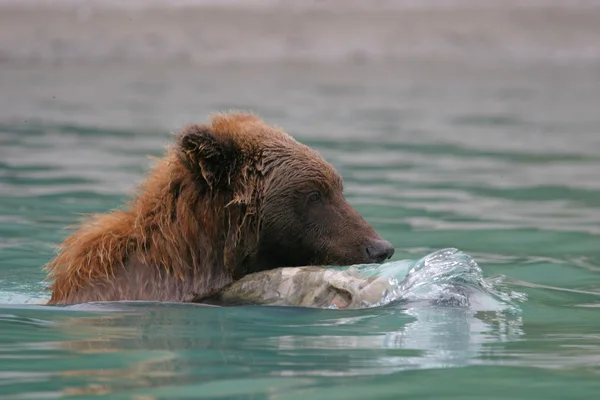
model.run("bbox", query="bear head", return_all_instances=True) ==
[177,113,394,279]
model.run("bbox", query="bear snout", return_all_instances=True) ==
[364,240,395,264]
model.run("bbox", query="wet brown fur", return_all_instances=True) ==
[45,112,344,304]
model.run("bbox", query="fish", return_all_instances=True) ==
[191,266,396,309]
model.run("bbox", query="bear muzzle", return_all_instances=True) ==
[364,239,395,264]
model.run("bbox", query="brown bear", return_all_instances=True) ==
[45,112,394,305]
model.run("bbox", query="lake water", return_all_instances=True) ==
[1,2,600,399]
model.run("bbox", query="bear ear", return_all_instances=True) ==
[177,124,241,189]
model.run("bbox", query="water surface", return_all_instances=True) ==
[2,2,600,399]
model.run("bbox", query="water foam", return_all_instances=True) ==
[358,248,527,312]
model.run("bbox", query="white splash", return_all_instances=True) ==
[358,248,527,312]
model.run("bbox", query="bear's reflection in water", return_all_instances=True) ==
[52,300,523,397]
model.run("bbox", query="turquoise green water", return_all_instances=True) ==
[1,62,600,399]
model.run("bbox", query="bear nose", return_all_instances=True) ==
[364,240,395,264]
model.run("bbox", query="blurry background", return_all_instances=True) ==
[1,1,600,398]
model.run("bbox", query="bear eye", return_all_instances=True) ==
[307,191,322,204]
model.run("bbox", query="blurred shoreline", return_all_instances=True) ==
[1,0,599,67]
